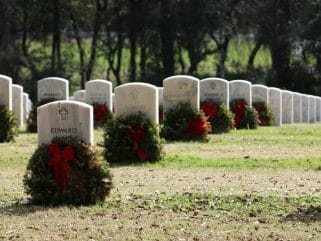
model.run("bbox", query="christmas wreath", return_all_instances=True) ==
[230,99,259,129]
[103,112,163,165]
[200,100,234,134]
[24,136,112,205]
[0,105,18,142]
[252,101,273,126]
[161,102,209,141]
[26,98,56,133]
[92,102,113,127]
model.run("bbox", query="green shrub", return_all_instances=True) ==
[26,98,56,133]
[200,101,234,134]
[0,105,18,142]
[92,103,113,128]
[104,112,163,165]
[230,99,259,129]
[161,102,209,141]
[24,136,112,205]
[252,101,274,126]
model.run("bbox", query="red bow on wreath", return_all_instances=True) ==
[234,100,246,128]
[187,117,207,135]
[48,144,76,191]
[253,105,265,126]
[125,126,147,162]
[201,102,218,119]
[94,104,106,122]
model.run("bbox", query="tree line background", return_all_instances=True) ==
[1,0,321,101]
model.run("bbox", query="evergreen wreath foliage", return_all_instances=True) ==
[230,99,259,129]
[103,112,163,165]
[0,105,18,142]
[24,136,112,205]
[161,102,209,141]
[92,102,113,127]
[200,101,234,134]
[26,98,56,133]
[252,101,274,126]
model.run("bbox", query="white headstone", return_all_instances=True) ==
[163,75,199,113]
[282,90,293,124]
[229,80,252,106]
[292,92,302,123]
[37,100,93,145]
[268,87,282,126]
[23,93,29,122]
[12,85,24,127]
[309,95,316,123]
[27,99,32,113]
[252,84,269,104]
[74,90,86,103]
[158,87,164,107]
[85,79,112,111]
[37,77,69,102]
[301,94,310,123]
[0,74,12,110]
[200,78,229,106]
[316,97,321,122]
[114,83,158,123]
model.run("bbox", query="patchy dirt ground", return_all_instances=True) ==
[1,167,321,241]
[111,167,321,197]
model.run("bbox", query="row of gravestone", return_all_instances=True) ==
[2,74,321,134]
[35,75,321,146]
[66,76,321,127]
[0,75,33,127]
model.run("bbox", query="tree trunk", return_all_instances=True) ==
[51,0,61,73]
[70,12,86,88]
[85,0,106,81]
[128,0,138,82]
[129,31,137,82]
[140,32,146,80]
[247,39,262,69]
[270,0,292,89]
[216,37,230,77]
[160,0,174,78]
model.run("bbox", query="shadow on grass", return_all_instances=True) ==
[0,202,53,216]
[282,205,321,223]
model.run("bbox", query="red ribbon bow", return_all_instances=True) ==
[201,102,218,119]
[125,127,147,162]
[254,105,265,126]
[187,117,207,135]
[48,144,76,191]
[94,104,106,122]
[234,100,246,128]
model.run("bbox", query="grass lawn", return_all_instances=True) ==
[0,124,321,240]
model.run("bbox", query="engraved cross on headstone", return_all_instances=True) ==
[59,107,69,120]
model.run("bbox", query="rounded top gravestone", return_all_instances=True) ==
[229,80,252,106]
[301,94,310,123]
[114,82,159,124]
[12,84,24,127]
[281,90,293,124]
[37,100,93,145]
[74,90,86,103]
[268,87,282,126]
[85,79,112,111]
[200,78,229,106]
[252,84,269,104]
[0,74,12,110]
[292,92,302,123]
[163,75,199,113]
[37,77,69,102]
